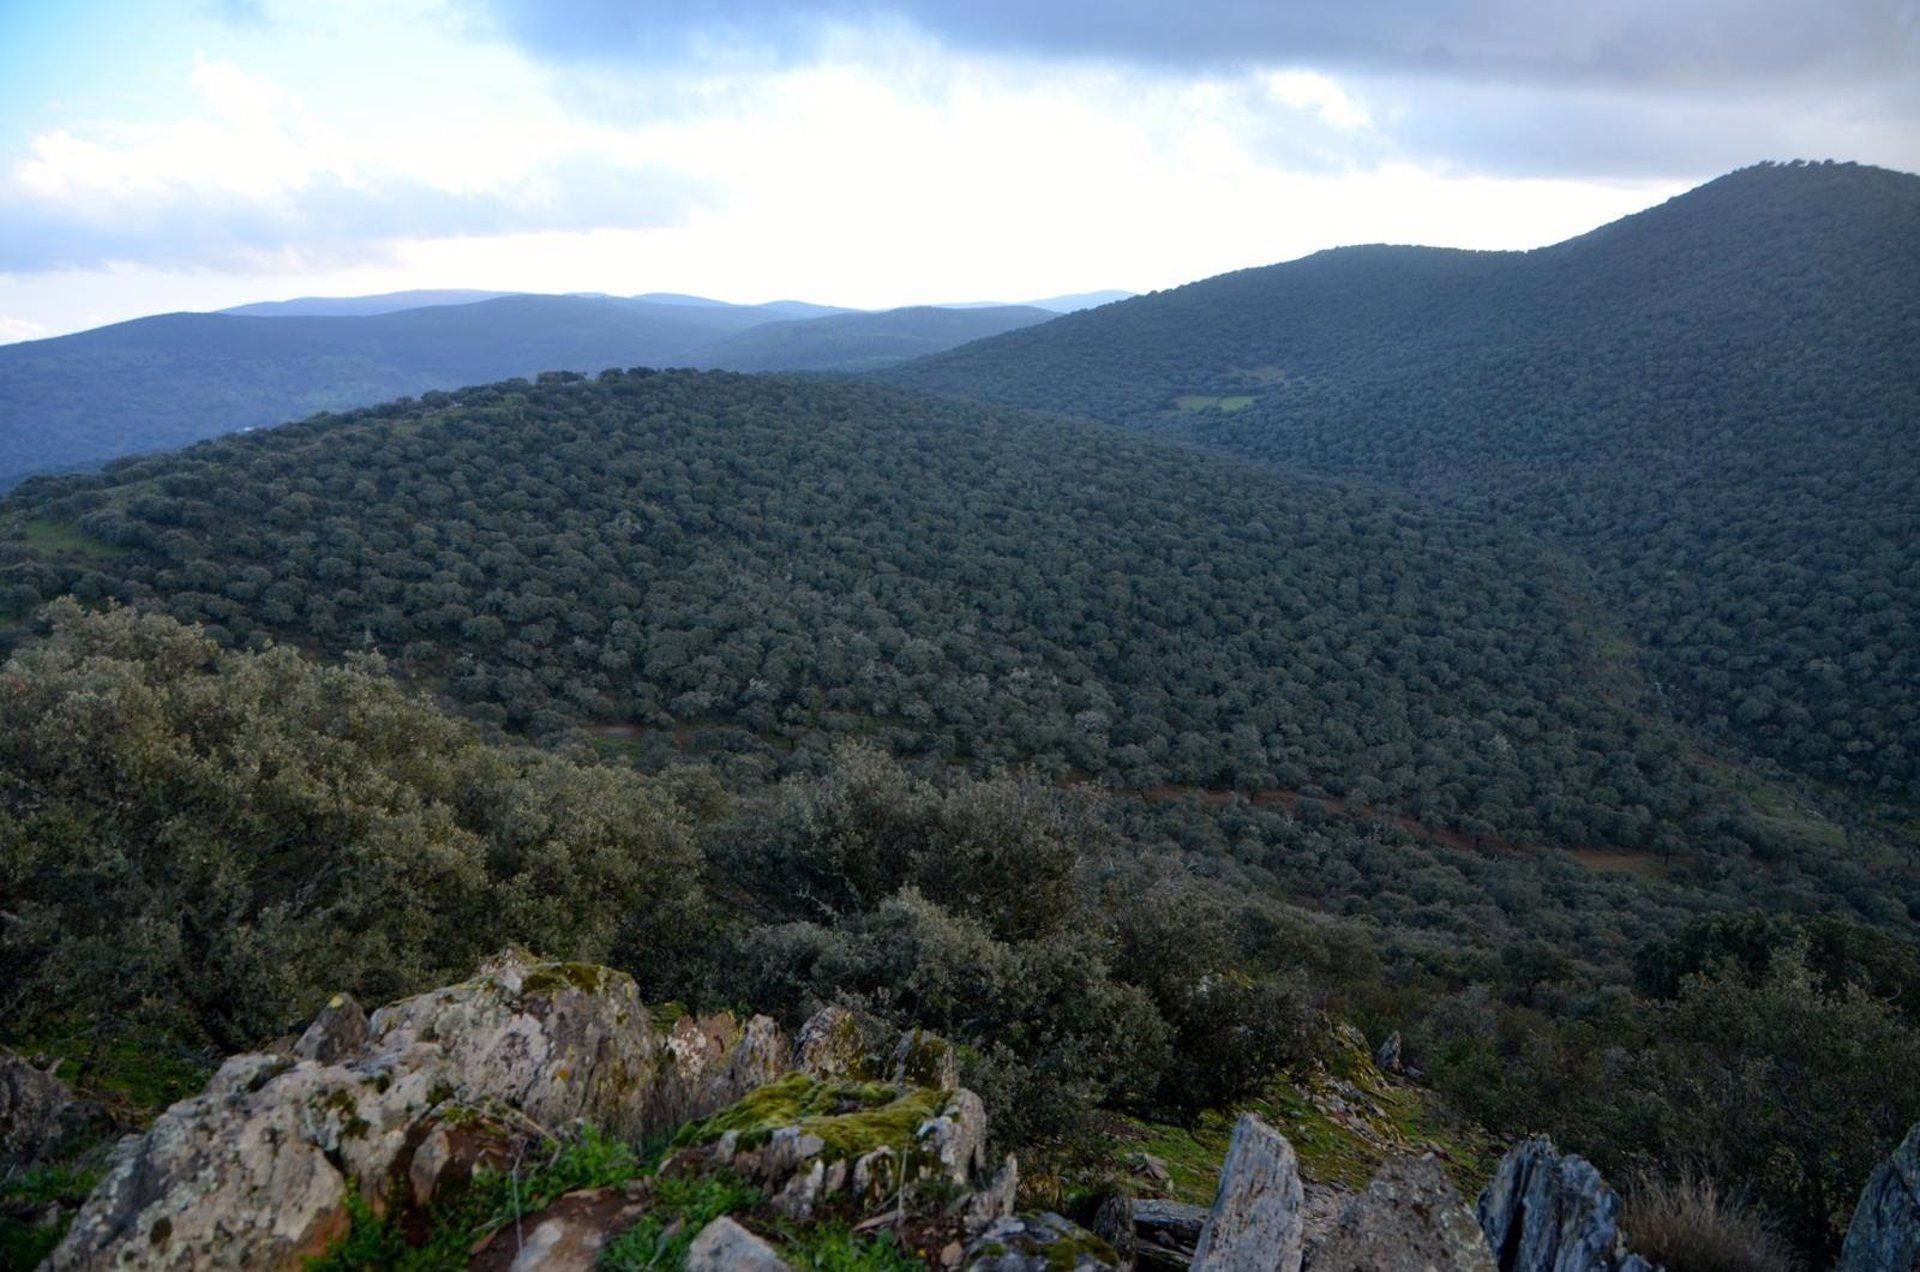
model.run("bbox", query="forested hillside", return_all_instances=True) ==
[0,369,1740,857]
[889,161,1920,799]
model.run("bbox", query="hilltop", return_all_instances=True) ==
[887,161,1920,798]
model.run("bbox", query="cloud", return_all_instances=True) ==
[476,0,1918,89]
[473,0,1920,179]
[0,55,707,273]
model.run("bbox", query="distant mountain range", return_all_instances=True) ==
[0,290,1120,486]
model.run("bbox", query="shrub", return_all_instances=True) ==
[1625,1172,1796,1272]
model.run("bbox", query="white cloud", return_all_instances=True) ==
[0,8,1693,332]
[1266,71,1373,132]
[0,313,48,344]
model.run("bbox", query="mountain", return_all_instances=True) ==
[0,293,1013,487]
[220,288,521,317]
[629,292,856,320]
[887,160,1920,798]
[691,304,1056,372]
[1027,288,1134,312]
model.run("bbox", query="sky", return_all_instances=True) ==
[1,0,1915,341]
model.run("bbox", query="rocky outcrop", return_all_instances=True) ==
[46,951,786,1271]
[687,1215,792,1270]
[1839,1121,1920,1272]
[1309,1154,1494,1271]
[671,1071,1003,1222]
[1475,1137,1653,1272]
[1191,1114,1306,1272]
[1,1046,110,1167]
[965,1212,1119,1270]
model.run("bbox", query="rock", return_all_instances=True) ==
[293,993,369,1064]
[686,1215,791,1270]
[965,1212,1119,1270]
[1090,1194,1208,1271]
[1839,1121,1920,1272]
[795,1005,872,1080]
[1476,1136,1650,1272]
[963,1154,1021,1229]
[363,950,665,1138]
[1127,1151,1174,1190]
[1309,1154,1494,1271]
[1374,1031,1404,1074]
[1,1046,109,1167]
[678,1073,998,1222]
[891,1027,960,1089]
[1134,1198,1210,1269]
[469,1185,653,1272]
[1092,1194,1139,1267]
[1192,1114,1305,1272]
[652,1011,790,1132]
[47,951,668,1271]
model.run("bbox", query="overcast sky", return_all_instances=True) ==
[2,0,1914,340]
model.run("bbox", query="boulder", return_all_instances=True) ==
[1192,1114,1306,1271]
[1476,1136,1653,1272]
[293,993,369,1064]
[1839,1121,1920,1272]
[795,1005,873,1080]
[1373,1031,1404,1074]
[965,1212,1119,1270]
[651,1011,790,1133]
[684,1073,998,1221]
[686,1215,791,1270]
[1309,1154,1494,1271]
[47,951,673,1271]
[891,1027,961,1090]
[467,1185,651,1272]
[1089,1194,1208,1270]
[1,1046,109,1167]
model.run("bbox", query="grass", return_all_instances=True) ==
[598,1173,763,1270]
[13,519,128,560]
[781,1225,923,1271]
[1623,1173,1794,1272]
[1173,395,1255,412]
[1,1164,102,1272]
[1110,1036,1497,1203]
[5,1024,213,1117]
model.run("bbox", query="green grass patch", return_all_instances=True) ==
[780,1224,924,1271]
[14,519,127,560]
[599,1173,763,1270]
[1112,1047,1497,1203]
[1,1163,101,1272]
[5,1026,213,1119]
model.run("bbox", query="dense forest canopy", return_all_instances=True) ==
[1,367,1809,865]
[888,161,1920,800]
